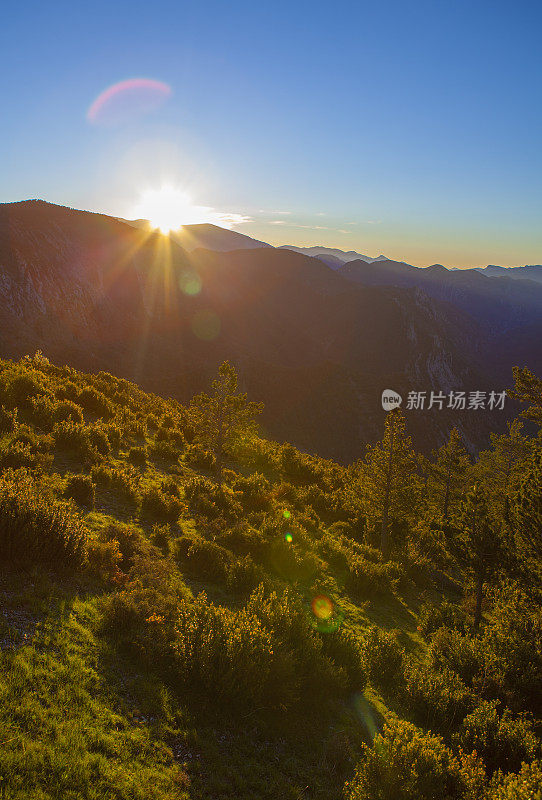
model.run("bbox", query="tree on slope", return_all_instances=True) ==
[191,362,263,486]
[427,427,471,520]
[508,366,542,427]
[362,409,420,560]
[455,485,507,630]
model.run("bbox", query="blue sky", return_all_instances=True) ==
[1,0,541,266]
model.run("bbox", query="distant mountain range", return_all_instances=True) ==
[278,245,391,268]
[0,199,540,460]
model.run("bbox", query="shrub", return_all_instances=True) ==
[481,584,542,715]
[0,469,87,569]
[226,554,266,597]
[418,601,469,639]
[317,533,350,570]
[173,595,297,708]
[217,522,268,559]
[95,522,149,571]
[344,717,486,800]
[0,441,52,471]
[184,443,215,471]
[453,701,540,776]
[140,486,184,523]
[401,659,476,736]
[361,626,404,693]
[91,464,140,504]
[231,472,271,512]
[77,386,113,419]
[174,535,231,583]
[183,476,242,520]
[0,405,17,433]
[53,421,99,462]
[149,439,180,462]
[348,558,398,598]
[429,627,487,691]
[128,445,147,466]
[245,585,343,695]
[86,537,122,580]
[5,370,44,409]
[64,474,95,507]
[151,523,171,554]
[320,627,367,692]
[486,760,542,800]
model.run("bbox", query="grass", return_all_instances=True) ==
[0,568,373,800]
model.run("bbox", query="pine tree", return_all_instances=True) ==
[191,362,263,486]
[362,409,420,559]
[428,428,471,520]
[508,367,542,426]
[511,441,542,560]
[475,420,532,514]
[455,485,507,630]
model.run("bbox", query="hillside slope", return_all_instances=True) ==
[0,200,515,460]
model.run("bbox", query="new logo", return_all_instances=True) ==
[381,389,402,411]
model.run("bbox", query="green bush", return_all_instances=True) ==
[97,522,148,570]
[149,439,180,462]
[245,585,344,696]
[344,717,486,800]
[184,443,215,470]
[480,585,542,715]
[320,627,367,692]
[401,659,476,736]
[183,476,242,520]
[361,626,404,693]
[29,393,83,431]
[173,594,297,708]
[231,472,272,512]
[429,627,487,691]
[91,464,140,504]
[64,474,95,507]
[140,486,184,522]
[226,554,266,597]
[86,537,122,580]
[77,386,114,419]
[453,701,540,776]
[217,521,268,559]
[348,557,398,598]
[0,469,87,569]
[0,404,17,433]
[53,420,100,461]
[5,370,44,409]
[486,760,542,800]
[128,445,147,466]
[0,440,52,471]
[174,535,231,583]
[151,523,171,554]
[418,601,469,638]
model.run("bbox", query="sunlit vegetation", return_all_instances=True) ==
[0,351,541,799]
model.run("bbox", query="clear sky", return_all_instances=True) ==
[1,0,541,267]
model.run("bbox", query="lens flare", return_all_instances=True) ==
[309,594,345,633]
[284,532,293,543]
[283,509,291,520]
[191,310,220,341]
[178,271,202,296]
[87,78,171,125]
[311,594,334,620]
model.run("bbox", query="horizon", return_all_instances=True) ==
[3,197,540,271]
[2,1,541,267]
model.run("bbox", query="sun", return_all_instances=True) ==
[129,186,208,233]
[129,185,248,234]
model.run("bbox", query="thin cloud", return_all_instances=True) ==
[218,212,251,228]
